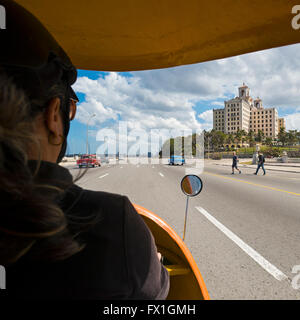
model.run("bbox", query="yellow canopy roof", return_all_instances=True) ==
[16,0,300,71]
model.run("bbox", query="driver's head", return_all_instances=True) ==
[0,0,78,163]
[0,1,85,265]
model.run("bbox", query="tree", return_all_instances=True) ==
[255,130,264,143]
[217,131,226,149]
[278,127,287,146]
[235,129,243,145]
[287,130,298,146]
[247,130,255,147]
[210,129,217,152]
[226,134,234,148]
[209,130,226,151]
[265,137,273,147]
[296,131,300,145]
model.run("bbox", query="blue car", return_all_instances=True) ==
[169,155,185,165]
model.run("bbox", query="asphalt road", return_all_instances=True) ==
[66,160,300,300]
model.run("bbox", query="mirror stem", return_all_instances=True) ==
[183,196,189,241]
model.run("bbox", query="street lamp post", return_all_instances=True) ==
[86,113,96,154]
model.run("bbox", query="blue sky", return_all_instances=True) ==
[67,44,300,155]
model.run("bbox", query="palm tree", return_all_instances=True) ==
[278,127,287,146]
[265,137,273,147]
[235,130,243,147]
[217,131,226,150]
[240,130,247,145]
[296,130,300,145]
[247,130,255,147]
[226,134,234,149]
[255,130,264,143]
[287,130,297,146]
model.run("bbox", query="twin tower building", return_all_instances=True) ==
[213,83,285,138]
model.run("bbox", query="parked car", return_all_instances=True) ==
[76,154,101,168]
[168,155,185,165]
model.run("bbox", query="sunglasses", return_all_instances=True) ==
[69,98,77,121]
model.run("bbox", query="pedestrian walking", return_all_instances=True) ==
[254,152,266,175]
[232,151,241,174]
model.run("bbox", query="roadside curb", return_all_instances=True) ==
[213,163,300,174]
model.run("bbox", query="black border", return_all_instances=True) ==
[180,174,203,197]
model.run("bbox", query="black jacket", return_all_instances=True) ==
[6,161,170,299]
[258,154,265,164]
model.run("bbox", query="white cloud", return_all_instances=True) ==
[73,43,300,137]
[73,72,203,133]
[198,109,213,122]
[133,44,300,109]
[211,101,224,107]
[198,110,213,130]
[285,113,300,130]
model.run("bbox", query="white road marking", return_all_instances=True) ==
[195,206,288,281]
[120,166,123,169]
[99,173,109,179]
[159,172,164,177]
[137,165,140,168]
[152,166,155,168]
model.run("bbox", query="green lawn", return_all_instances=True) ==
[240,161,252,165]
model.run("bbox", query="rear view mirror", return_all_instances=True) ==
[180,175,203,241]
[181,175,203,197]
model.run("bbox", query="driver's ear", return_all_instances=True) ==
[44,97,63,138]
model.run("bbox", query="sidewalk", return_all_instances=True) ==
[206,159,300,174]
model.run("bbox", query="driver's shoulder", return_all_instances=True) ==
[63,184,137,236]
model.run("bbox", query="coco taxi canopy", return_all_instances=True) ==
[13,0,300,72]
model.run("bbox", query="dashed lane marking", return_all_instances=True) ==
[98,173,109,179]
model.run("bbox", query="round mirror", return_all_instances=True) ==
[181,175,203,197]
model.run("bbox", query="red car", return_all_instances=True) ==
[76,154,101,168]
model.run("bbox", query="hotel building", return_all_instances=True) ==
[213,84,284,138]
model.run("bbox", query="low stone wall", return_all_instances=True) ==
[287,151,300,158]
[211,153,253,159]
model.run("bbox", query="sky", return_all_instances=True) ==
[67,43,300,155]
